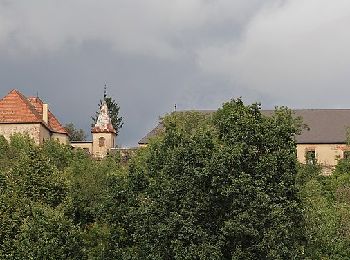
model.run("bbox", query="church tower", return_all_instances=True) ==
[91,99,116,158]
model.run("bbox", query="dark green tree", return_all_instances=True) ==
[92,96,123,135]
[64,123,87,141]
[0,135,10,171]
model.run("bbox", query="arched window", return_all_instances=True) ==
[99,137,105,147]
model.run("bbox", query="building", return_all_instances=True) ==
[0,89,68,144]
[138,109,350,167]
[3,88,350,165]
[71,99,117,158]
[0,89,117,158]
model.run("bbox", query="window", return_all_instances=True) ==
[306,150,316,165]
[344,151,350,159]
[99,137,105,147]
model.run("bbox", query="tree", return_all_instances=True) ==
[128,99,305,259]
[296,161,350,259]
[0,134,132,259]
[92,96,123,136]
[0,134,71,258]
[64,123,87,141]
[10,204,84,260]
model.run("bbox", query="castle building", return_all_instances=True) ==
[0,89,116,158]
[4,88,350,165]
[0,89,68,144]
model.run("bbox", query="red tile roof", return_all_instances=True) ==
[0,89,42,123]
[91,124,116,133]
[27,97,67,134]
[0,89,67,134]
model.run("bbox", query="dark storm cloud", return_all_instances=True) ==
[1,0,349,145]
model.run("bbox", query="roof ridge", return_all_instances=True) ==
[27,96,44,104]
[10,90,43,122]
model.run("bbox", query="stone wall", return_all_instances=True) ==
[51,133,69,145]
[92,132,116,158]
[0,123,42,144]
[297,143,349,166]
[71,142,93,154]
[39,125,51,144]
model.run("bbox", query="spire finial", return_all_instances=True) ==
[104,84,107,100]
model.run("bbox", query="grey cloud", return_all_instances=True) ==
[197,0,350,107]
[0,0,266,57]
[1,0,348,146]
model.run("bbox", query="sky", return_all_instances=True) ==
[1,0,350,146]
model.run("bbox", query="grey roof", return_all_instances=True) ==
[290,109,350,144]
[138,122,165,144]
[138,109,350,145]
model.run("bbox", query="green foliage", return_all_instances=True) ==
[5,98,350,259]
[128,99,304,259]
[41,139,74,170]
[0,135,10,171]
[334,157,350,176]
[9,133,35,151]
[64,122,87,141]
[11,204,84,260]
[11,147,67,207]
[84,167,136,259]
[298,159,350,259]
[0,135,9,156]
[64,156,110,227]
[296,162,322,187]
[0,134,129,258]
[0,193,31,257]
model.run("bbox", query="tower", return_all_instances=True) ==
[91,99,116,158]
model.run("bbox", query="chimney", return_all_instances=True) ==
[43,103,49,124]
